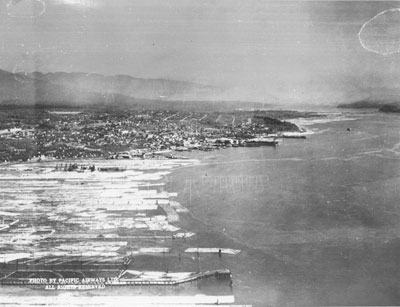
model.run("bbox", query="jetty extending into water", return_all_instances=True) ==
[0,269,232,288]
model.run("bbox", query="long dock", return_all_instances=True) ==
[0,269,232,287]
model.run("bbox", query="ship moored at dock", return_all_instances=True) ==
[244,137,280,146]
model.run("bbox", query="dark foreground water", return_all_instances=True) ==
[168,110,400,306]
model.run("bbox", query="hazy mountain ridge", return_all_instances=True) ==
[26,71,222,101]
[0,69,274,110]
[0,69,225,106]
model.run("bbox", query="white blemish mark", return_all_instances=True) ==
[54,0,98,8]
[358,8,400,56]
[6,0,46,18]
[12,63,26,83]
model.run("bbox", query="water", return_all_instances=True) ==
[168,110,400,306]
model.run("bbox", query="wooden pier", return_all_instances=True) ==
[0,269,232,288]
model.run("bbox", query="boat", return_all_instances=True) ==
[97,166,126,172]
[281,132,307,139]
[245,137,280,146]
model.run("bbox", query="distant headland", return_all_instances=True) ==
[338,100,400,113]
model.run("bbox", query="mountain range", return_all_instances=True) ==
[0,69,248,109]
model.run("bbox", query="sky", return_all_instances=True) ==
[0,0,400,104]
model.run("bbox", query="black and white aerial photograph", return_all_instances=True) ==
[0,1,400,306]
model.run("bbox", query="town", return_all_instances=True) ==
[0,107,318,162]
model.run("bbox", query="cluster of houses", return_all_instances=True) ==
[0,109,305,162]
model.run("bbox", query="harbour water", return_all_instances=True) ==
[168,109,400,306]
[0,109,399,306]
